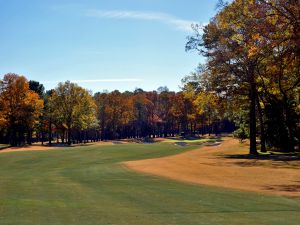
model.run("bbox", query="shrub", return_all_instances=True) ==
[233,125,249,143]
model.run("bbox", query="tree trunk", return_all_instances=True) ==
[249,76,258,155]
[214,122,219,136]
[11,127,17,146]
[208,114,211,136]
[256,95,266,152]
[41,130,44,145]
[67,128,72,145]
[27,129,32,145]
[48,120,52,145]
[283,101,295,152]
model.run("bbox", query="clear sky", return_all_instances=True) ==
[0,0,219,93]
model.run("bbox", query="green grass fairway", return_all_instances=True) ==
[0,143,299,225]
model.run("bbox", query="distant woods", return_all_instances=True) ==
[0,74,233,147]
[0,0,299,153]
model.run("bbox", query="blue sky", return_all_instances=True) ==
[0,0,219,93]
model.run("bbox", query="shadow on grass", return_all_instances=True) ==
[264,183,300,193]
[220,152,300,169]
[222,152,300,161]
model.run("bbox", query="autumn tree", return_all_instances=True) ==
[28,80,47,144]
[169,92,186,135]
[186,1,258,153]
[253,0,300,151]
[187,0,299,152]
[94,92,109,140]
[48,81,97,145]
[181,64,230,136]
[0,74,43,146]
[44,89,55,145]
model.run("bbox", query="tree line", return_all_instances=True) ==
[185,0,299,153]
[0,0,298,154]
[0,74,233,146]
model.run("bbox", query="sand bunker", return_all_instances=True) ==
[125,138,300,197]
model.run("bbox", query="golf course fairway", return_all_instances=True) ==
[0,143,299,225]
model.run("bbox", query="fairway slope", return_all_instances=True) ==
[125,138,300,197]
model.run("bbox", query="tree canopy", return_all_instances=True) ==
[186,0,299,153]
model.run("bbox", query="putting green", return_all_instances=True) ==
[0,143,299,225]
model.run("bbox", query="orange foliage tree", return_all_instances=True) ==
[0,74,44,146]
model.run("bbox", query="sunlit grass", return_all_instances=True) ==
[0,143,299,225]
[0,144,9,150]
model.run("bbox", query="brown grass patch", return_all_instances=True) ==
[124,137,300,197]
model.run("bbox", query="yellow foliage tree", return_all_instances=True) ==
[48,81,97,145]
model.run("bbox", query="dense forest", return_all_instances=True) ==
[0,0,299,154]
